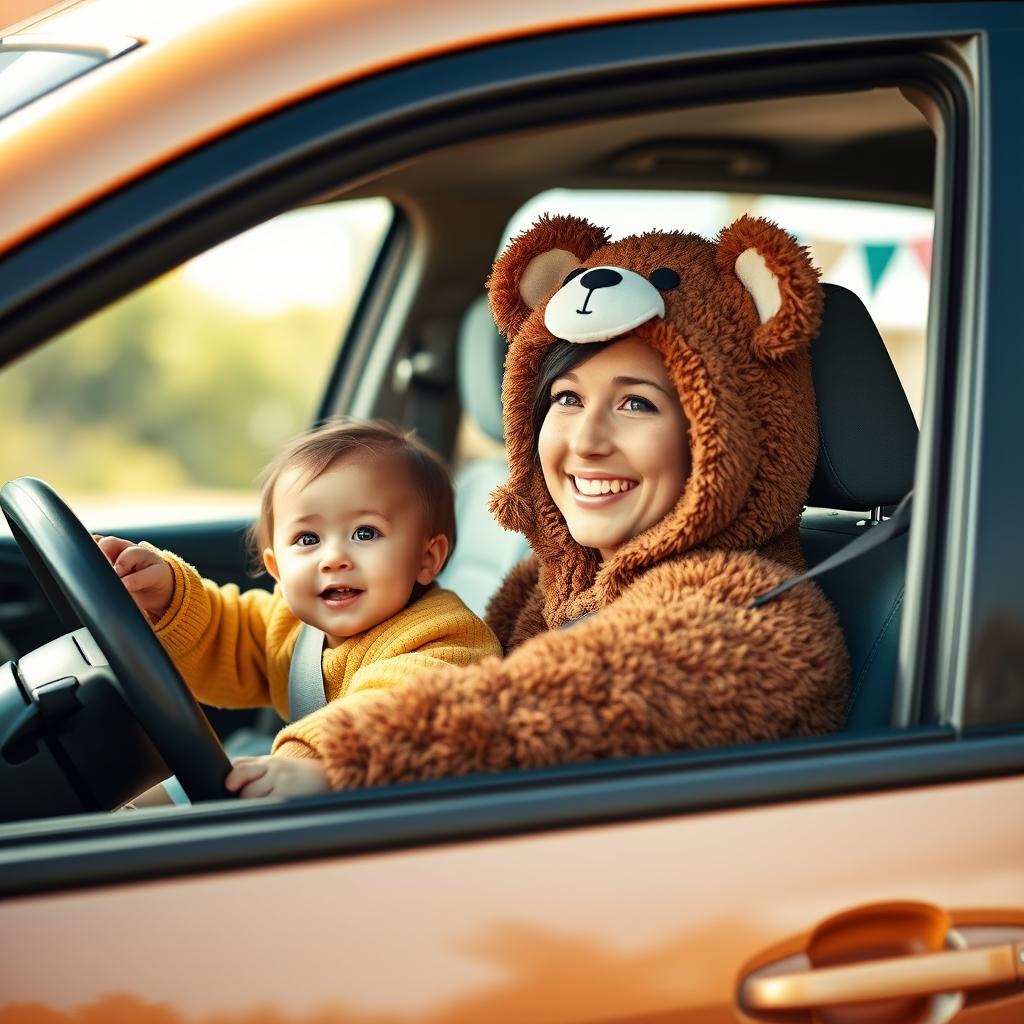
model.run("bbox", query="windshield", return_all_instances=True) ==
[0,34,138,119]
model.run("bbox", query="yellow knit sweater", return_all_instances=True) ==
[151,553,501,759]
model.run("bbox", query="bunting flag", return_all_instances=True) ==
[807,238,932,295]
[863,243,899,290]
[808,239,845,279]
[805,236,934,330]
[910,238,932,275]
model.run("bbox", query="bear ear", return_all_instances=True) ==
[716,214,823,362]
[487,215,609,340]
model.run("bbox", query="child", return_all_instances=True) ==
[98,419,501,800]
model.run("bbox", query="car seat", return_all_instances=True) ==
[801,283,918,731]
[435,295,530,616]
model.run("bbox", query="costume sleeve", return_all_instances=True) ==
[484,555,540,650]
[271,626,503,760]
[150,550,278,708]
[317,550,849,789]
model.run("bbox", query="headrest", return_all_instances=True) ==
[457,294,505,444]
[807,283,918,510]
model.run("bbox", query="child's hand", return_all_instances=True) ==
[225,755,331,800]
[95,535,174,621]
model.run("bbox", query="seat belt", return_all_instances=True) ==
[752,491,913,609]
[288,623,328,720]
[559,611,595,630]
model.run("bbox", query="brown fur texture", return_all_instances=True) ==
[320,215,848,789]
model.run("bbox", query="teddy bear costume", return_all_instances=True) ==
[319,214,848,788]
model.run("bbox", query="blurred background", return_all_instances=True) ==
[0,160,931,531]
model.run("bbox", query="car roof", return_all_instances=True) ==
[0,0,823,259]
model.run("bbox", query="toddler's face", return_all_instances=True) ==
[263,455,446,646]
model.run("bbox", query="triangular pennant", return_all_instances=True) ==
[809,239,846,278]
[864,243,898,292]
[910,238,932,276]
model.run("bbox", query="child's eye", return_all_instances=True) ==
[296,532,319,546]
[551,390,582,407]
[622,395,656,413]
[352,526,380,541]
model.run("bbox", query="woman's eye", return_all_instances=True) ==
[296,532,319,546]
[623,395,656,413]
[551,390,582,407]
[353,526,380,541]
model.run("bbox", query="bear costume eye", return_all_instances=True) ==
[649,267,681,291]
[562,267,586,287]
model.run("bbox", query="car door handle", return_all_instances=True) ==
[741,940,1024,1010]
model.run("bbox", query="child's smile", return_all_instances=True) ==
[318,585,363,609]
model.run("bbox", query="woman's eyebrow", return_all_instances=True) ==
[613,375,673,397]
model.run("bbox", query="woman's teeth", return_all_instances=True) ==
[572,476,637,496]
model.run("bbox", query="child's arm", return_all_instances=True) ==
[95,536,175,621]
[96,535,280,711]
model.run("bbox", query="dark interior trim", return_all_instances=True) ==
[3,726,1024,899]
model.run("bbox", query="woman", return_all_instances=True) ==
[313,214,849,789]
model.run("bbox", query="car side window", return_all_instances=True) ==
[0,199,393,528]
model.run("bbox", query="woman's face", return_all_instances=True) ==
[537,337,691,559]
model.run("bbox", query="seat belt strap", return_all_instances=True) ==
[559,611,595,630]
[752,491,913,609]
[288,623,328,721]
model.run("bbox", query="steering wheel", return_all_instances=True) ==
[0,477,232,803]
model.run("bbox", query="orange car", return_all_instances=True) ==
[0,0,1022,1021]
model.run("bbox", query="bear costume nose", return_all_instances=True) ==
[579,268,622,290]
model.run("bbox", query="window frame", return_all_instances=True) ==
[0,2,1014,896]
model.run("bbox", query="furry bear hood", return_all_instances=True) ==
[486,214,823,625]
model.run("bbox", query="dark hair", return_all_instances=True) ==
[247,418,456,574]
[530,339,615,451]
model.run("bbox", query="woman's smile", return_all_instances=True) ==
[567,473,640,502]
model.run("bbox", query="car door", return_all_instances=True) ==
[1,3,1023,1023]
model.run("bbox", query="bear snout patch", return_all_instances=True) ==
[543,265,666,344]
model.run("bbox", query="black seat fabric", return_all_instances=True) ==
[809,284,918,510]
[802,284,918,731]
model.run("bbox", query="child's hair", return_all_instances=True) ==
[247,418,456,574]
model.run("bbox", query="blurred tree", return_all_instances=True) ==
[0,274,343,495]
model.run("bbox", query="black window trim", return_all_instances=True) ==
[3,726,1024,899]
[0,2,1005,894]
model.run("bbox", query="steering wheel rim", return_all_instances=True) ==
[0,476,232,803]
